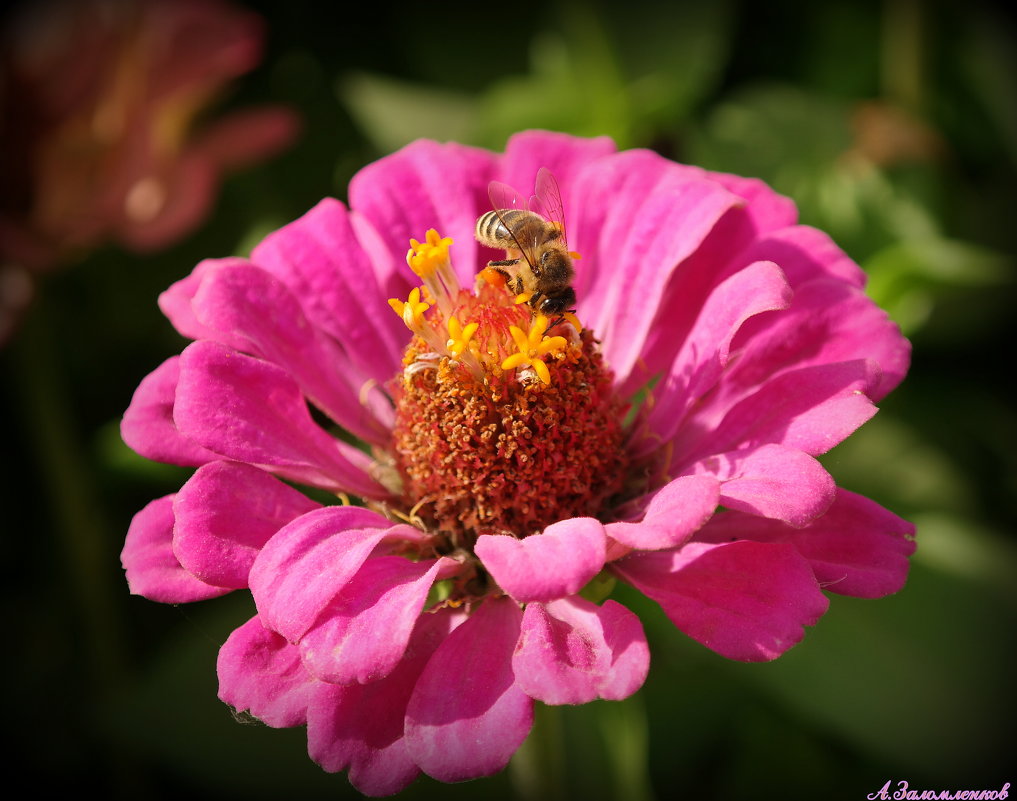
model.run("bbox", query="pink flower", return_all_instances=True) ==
[120,131,915,795]
[0,0,298,340]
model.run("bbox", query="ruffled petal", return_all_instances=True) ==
[349,139,497,289]
[704,170,798,235]
[570,150,744,389]
[248,505,410,642]
[189,261,393,443]
[722,277,911,404]
[173,340,387,498]
[613,540,829,661]
[405,598,533,783]
[120,355,218,467]
[513,597,649,705]
[121,495,230,603]
[475,517,606,603]
[688,443,835,527]
[739,224,866,289]
[217,614,317,728]
[172,460,320,589]
[497,130,616,211]
[298,556,458,684]
[674,360,881,465]
[696,489,916,598]
[308,608,462,797]
[158,257,251,349]
[606,475,719,550]
[640,260,793,451]
[250,198,407,385]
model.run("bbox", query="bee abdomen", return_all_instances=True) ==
[475,209,531,247]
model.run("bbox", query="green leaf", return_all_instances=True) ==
[863,237,1010,335]
[721,557,1016,780]
[339,72,477,152]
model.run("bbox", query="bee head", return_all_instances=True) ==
[539,287,576,315]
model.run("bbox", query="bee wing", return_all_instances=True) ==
[488,179,540,271]
[532,167,569,248]
[488,179,526,215]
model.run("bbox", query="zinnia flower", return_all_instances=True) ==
[121,131,915,796]
[0,0,298,341]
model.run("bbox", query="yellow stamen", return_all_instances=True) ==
[514,292,533,305]
[388,287,430,331]
[563,311,583,332]
[446,316,479,358]
[406,229,454,279]
[500,314,568,385]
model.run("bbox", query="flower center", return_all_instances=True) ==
[388,230,627,549]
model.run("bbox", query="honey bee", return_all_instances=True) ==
[474,167,577,316]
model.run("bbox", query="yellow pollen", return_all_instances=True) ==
[446,316,479,357]
[500,314,568,385]
[388,287,430,331]
[478,267,507,288]
[406,229,454,279]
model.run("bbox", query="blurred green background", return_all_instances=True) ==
[2,0,1015,799]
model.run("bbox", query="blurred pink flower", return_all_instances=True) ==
[0,0,298,338]
[120,131,915,795]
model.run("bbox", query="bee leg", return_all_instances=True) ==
[546,308,576,330]
[487,258,520,268]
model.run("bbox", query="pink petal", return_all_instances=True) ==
[248,505,411,642]
[349,139,497,290]
[705,170,799,234]
[250,199,407,386]
[740,224,866,289]
[158,257,251,348]
[217,614,317,728]
[191,105,300,171]
[308,608,463,796]
[299,556,458,684]
[613,540,829,661]
[405,597,533,783]
[571,150,743,389]
[172,460,320,589]
[697,489,916,598]
[675,360,880,463]
[173,340,386,498]
[513,597,649,705]
[606,475,720,550]
[121,495,230,603]
[475,517,606,603]
[688,443,835,527]
[120,355,218,467]
[640,260,793,450]
[189,261,392,444]
[498,130,616,208]
[724,277,911,404]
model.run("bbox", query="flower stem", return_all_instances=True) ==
[509,703,568,801]
[597,693,656,801]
